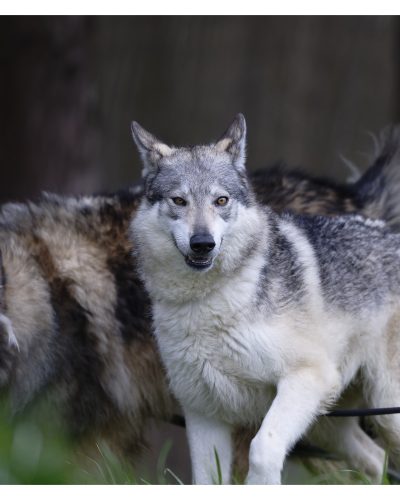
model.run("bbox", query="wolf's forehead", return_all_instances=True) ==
[157,146,237,190]
[155,167,226,195]
[163,145,229,171]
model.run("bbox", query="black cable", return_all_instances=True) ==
[327,407,400,417]
[171,407,400,427]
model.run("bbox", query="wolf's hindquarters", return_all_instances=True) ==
[363,315,400,465]
[307,415,385,482]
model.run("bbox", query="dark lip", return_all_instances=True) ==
[185,255,213,270]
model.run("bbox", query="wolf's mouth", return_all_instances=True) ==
[185,255,213,270]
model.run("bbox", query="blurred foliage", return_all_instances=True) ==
[0,396,135,484]
[0,395,395,485]
[0,396,186,484]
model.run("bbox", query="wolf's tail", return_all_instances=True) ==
[355,126,400,230]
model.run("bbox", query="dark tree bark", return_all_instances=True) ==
[0,16,100,203]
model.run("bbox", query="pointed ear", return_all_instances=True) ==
[215,113,247,170]
[131,121,174,177]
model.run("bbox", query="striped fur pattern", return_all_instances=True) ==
[0,191,173,460]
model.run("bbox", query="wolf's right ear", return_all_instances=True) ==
[215,113,247,171]
[131,121,174,177]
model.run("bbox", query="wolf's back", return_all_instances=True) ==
[252,127,400,228]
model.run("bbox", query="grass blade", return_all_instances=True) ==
[213,447,222,485]
[164,467,185,485]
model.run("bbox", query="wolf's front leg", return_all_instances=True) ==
[246,366,340,485]
[184,408,233,484]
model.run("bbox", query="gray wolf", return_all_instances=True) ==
[131,114,400,484]
[0,123,399,480]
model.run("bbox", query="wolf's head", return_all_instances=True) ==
[131,114,258,273]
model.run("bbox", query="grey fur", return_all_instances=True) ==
[131,115,400,484]
[295,214,397,312]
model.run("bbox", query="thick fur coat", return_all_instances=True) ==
[131,115,400,484]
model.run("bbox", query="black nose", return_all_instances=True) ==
[190,234,216,254]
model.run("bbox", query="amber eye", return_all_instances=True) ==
[215,196,229,206]
[172,197,187,206]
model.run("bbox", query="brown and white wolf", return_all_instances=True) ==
[0,126,399,480]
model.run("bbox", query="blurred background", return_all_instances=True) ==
[0,15,399,484]
[0,16,399,204]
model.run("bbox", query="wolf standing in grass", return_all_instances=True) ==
[131,114,400,484]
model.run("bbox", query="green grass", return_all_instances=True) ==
[0,397,134,484]
[0,398,187,485]
[302,448,393,485]
[213,447,223,485]
[0,398,396,485]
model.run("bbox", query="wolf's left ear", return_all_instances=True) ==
[131,121,174,177]
[215,113,247,171]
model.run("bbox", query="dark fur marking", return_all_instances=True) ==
[94,194,153,344]
[257,217,305,310]
[79,205,92,217]
[54,189,151,345]
[29,235,116,437]
[107,249,153,344]
[93,184,144,203]
[250,165,360,216]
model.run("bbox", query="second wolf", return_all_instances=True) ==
[131,114,400,484]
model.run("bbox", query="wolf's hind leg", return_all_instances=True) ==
[364,329,400,468]
[307,416,385,483]
[365,397,400,467]
[367,407,400,467]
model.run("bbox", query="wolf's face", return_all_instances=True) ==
[131,115,255,272]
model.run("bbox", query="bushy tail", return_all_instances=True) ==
[355,126,400,230]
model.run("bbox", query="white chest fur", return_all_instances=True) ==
[153,297,273,424]
[151,263,324,426]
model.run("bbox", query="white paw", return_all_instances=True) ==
[247,437,284,484]
[246,469,281,485]
[246,451,283,484]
